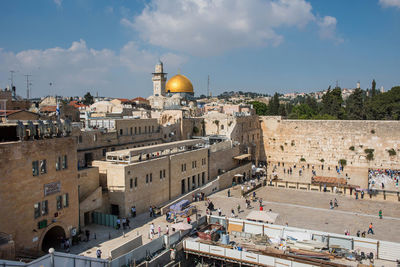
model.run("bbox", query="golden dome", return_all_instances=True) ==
[166,74,194,93]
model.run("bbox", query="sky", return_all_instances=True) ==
[0,0,399,98]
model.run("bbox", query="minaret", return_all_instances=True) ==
[152,60,167,96]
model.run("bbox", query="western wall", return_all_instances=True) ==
[260,116,400,188]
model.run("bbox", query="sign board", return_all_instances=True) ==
[44,181,61,196]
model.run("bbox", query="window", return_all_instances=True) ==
[150,173,152,183]
[56,196,62,210]
[139,127,141,134]
[163,169,166,178]
[34,202,41,218]
[130,178,133,189]
[221,124,224,130]
[62,155,68,169]
[135,127,137,134]
[56,156,61,171]
[146,174,149,184]
[41,200,48,216]
[40,160,47,174]
[62,193,69,208]
[102,149,107,156]
[78,135,83,143]
[160,170,163,179]
[130,127,133,135]
[120,129,123,135]
[94,134,97,142]
[111,147,115,151]
[152,126,154,132]
[32,161,39,176]
[134,177,137,188]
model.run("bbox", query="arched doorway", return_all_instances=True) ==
[41,225,66,252]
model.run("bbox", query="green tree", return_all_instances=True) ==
[371,79,377,98]
[249,101,268,115]
[321,87,345,119]
[365,86,400,120]
[345,88,365,119]
[288,104,316,119]
[268,93,280,115]
[83,92,94,105]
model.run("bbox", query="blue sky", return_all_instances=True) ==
[0,0,399,98]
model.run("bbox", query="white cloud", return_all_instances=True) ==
[54,0,62,7]
[317,16,343,44]
[123,0,338,56]
[0,40,186,96]
[379,0,400,8]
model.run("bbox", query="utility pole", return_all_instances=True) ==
[24,74,32,99]
[207,75,210,98]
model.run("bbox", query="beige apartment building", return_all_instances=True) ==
[0,133,79,255]
[93,140,209,216]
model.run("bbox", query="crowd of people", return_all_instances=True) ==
[368,169,400,191]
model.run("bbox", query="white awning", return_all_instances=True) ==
[233,154,251,160]
[246,211,278,223]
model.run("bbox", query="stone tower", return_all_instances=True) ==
[152,60,167,96]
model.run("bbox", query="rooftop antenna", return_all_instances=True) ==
[24,74,32,99]
[207,75,210,98]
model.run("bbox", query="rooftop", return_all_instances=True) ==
[105,139,206,164]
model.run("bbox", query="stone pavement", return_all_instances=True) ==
[69,209,200,259]
[193,186,400,243]
[68,184,400,259]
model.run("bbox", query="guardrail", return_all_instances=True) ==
[267,180,400,202]
[0,251,108,267]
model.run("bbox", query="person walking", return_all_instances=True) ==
[379,209,383,219]
[237,203,241,214]
[227,189,230,197]
[367,223,374,235]
[158,225,161,237]
[166,225,169,235]
[329,200,333,209]
[231,209,235,217]
[218,208,222,217]
[96,249,102,259]
[334,198,338,208]
[85,229,90,241]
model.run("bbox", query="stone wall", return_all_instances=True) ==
[218,163,253,190]
[261,116,400,187]
[209,143,241,179]
[78,167,100,201]
[0,137,79,252]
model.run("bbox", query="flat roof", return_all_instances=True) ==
[106,139,206,158]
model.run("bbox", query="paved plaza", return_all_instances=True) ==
[70,185,400,259]
[200,186,400,243]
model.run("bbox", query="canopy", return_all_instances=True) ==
[172,222,193,231]
[246,211,278,224]
[233,154,251,160]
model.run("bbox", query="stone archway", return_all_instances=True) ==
[41,225,66,252]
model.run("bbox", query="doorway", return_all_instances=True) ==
[111,204,119,216]
[41,225,65,252]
